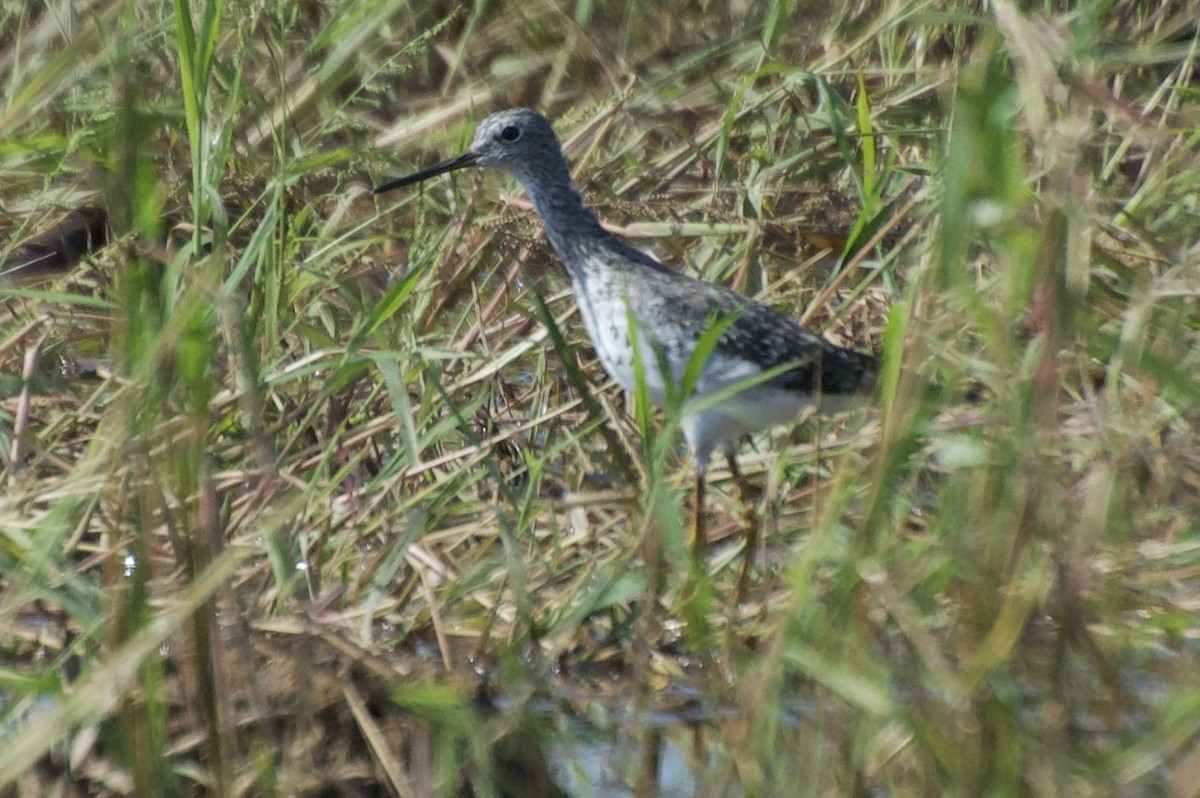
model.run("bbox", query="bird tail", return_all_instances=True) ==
[817,344,877,397]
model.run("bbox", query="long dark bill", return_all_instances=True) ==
[373,151,480,194]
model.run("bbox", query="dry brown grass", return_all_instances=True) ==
[2,0,1199,795]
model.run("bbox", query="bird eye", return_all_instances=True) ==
[499,125,521,142]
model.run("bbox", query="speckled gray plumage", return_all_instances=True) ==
[376,107,875,470]
[565,241,876,397]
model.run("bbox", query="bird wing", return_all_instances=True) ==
[640,266,874,396]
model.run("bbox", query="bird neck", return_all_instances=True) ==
[513,164,610,273]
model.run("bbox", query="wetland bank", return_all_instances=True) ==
[1,0,1198,795]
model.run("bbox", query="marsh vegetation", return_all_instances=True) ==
[1,0,1198,795]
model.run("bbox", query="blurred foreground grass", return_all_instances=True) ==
[1,0,1199,795]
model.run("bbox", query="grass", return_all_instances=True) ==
[2,0,1199,795]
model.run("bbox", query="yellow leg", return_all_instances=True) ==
[688,469,708,561]
[726,453,760,602]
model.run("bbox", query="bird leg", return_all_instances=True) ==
[688,468,708,561]
[726,453,760,601]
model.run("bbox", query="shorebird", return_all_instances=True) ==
[375,108,875,596]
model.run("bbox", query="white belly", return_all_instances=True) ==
[572,275,807,468]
